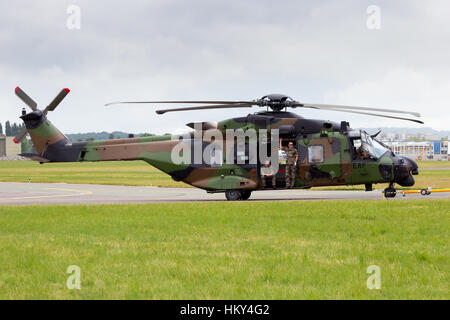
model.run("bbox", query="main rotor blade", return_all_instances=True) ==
[13,127,28,144]
[306,106,424,124]
[156,103,254,114]
[299,103,421,118]
[44,88,70,113]
[105,100,257,106]
[15,87,37,111]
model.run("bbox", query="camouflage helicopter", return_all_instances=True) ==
[13,87,422,200]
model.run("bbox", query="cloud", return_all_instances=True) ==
[0,0,449,134]
[324,67,450,130]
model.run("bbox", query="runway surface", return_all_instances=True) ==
[0,182,448,205]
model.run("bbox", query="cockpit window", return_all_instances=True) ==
[360,131,389,159]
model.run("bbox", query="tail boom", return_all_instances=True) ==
[20,110,178,171]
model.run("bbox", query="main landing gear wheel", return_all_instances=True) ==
[225,190,252,201]
[225,190,242,201]
[240,190,252,200]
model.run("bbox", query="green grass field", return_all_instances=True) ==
[418,161,450,168]
[0,161,187,187]
[0,160,449,189]
[0,200,448,299]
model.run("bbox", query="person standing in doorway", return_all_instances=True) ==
[280,140,298,188]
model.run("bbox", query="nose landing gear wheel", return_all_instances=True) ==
[384,183,397,198]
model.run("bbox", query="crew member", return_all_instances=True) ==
[261,160,277,189]
[355,146,369,160]
[280,140,298,188]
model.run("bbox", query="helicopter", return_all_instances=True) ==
[13,88,422,200]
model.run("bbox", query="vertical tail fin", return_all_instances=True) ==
[21,110,68,157]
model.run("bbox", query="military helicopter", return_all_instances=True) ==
[14,88,422,200]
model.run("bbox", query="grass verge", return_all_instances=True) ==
[0,160,449,190]
[0,200,448,299]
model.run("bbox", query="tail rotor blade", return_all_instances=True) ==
[15,87,37,111]
[44,88,70,113]
[13,128,28,144]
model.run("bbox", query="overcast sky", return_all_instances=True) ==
[1,0,449,134]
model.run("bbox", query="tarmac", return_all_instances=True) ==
[0,182,448,205]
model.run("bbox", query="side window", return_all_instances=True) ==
[308,145,324,163]
[352,138,362,160]
[210,148,223,167]
[234,141,250,164]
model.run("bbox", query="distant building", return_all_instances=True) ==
[0,134,21,157]
[384,140,449,161]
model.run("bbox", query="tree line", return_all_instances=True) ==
[0,121,26,137]
[0,121,32,154]
[1,120,167,154]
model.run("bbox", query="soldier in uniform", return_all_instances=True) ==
[280,140,298,188]
[355,146,370,160]
[261,160,277,189]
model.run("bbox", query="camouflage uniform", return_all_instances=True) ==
[355,147,369,160]
[261,165,277,188]
[283,146,298,188]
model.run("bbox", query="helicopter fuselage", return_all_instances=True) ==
[21,109,418,197]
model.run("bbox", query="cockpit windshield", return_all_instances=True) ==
[360,131,389,159]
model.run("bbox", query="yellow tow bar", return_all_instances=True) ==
[382,187,450,199]
[401,188,450,197]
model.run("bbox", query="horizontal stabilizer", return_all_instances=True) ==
[20,153,50,163]
[186,121,218,130]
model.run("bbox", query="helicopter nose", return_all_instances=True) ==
[394,156,418,186]
[405,157,419,175]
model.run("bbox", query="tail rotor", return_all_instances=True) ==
[13,87,70,143]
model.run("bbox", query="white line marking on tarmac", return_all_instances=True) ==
[0,187,93,201]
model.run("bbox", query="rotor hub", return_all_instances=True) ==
[259,94,296,112]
